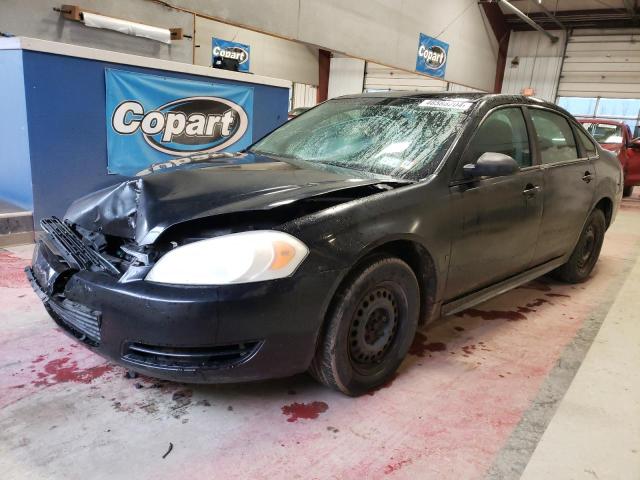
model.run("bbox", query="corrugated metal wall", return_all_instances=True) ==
[502,30,565,102]
[364,62,447,92]
[558,28,640,99]
[447,83,485,93]
[364,62,485,93]
[291,83,318,109]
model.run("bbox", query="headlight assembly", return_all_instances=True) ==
[145,230,309,285]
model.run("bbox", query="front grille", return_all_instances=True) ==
[41,217,119,274]
[47,297,101,346]
[123,341,261,370]
[26,265,102,346]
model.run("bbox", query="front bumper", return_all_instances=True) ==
[27,240,343,383]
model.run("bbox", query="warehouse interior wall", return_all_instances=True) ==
[0,0,194,63]
[173,0,500,92]
[364,62,448,92]
[327,57,365,99]
[1,1,499,91]
[194,16,319,85]
[501,30,566,102]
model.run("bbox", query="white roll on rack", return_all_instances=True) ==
[81,11,172,44]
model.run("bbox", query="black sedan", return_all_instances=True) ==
[26,93,622,396]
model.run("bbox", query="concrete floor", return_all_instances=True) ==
[1,195,639,480]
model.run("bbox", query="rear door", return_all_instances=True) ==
[444,106,544,300]
[528,107,596,265]
[622,125,640,186]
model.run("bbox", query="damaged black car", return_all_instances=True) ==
[26,93,622,396]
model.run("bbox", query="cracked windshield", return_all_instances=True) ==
[251,97,471,180]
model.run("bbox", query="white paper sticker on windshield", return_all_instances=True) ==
[419,99,473,111]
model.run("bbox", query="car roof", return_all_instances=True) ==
[336,91,569,113]
[576,118,626,126]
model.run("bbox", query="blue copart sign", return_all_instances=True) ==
[415,33,449,79]
[212,38,251,73]
[105,69,253,176]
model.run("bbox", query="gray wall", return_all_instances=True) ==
[0,0,194,63]
[194,17,318,85]
[176,0,499,92]
[1,0,500,90]
[328,57,365,98]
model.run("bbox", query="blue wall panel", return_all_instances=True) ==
[0,50,33,209]
[21,51,289,223]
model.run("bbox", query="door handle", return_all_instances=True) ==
[522,184,541,198]
[582,171,593,183]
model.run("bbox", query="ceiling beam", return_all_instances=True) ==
[498,0,559,42]
[528,0,566,30]
[623,0,638,23]
[504,8,638,29]
[480,1,511,93]
[623,0,636,17]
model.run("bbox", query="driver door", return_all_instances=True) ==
[444,106,544,300]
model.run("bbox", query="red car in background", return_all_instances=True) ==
[578,119,640,197]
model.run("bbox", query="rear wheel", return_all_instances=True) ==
[552,208,606,283]
[623,186,634,198]
[309,257,419,396]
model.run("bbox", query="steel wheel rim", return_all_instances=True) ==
[578,224,596,269]
[348,285,400,373]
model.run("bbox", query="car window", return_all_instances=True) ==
[575,126,598,157]
[530,109,579,164]
[582,122,623,144]
[463,107,531,168]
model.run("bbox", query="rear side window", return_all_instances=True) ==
[530,109,579,164]
[575,127,597,157]
[583,122,623,144]
[465,107,531,168]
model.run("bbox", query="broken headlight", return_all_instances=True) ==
[145,231,309,285]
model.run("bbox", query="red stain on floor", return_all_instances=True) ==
[546,293,570,298]
[0,250,29,288]
[525,298,550,308]
[456,308,527,321]
[281,401,329,422]
[384,458,412,475]
[425,342,446,352]
[408,332,429,357]
[518,281,552,292]
[367,372,399,396]
[32,357,113,387]
[462,344,477,356]
[517,306,535,314]
[31,354,47,364]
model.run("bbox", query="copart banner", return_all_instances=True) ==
[106,69,253,175]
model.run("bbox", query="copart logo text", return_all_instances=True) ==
[111,96,249,155]
[212,45,249,64]
[417,44,447,70]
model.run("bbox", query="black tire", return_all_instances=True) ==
[309,257,420,396]
[623,185,634,198]
[552,208,606,283]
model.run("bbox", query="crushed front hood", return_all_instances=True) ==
[65,153,394,245]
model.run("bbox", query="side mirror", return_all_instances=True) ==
[463,152,520,179]
[628,139,640,150]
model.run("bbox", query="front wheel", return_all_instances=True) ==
[551,209,606,283]
[623,185,634,198]
[309,257,419,396]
